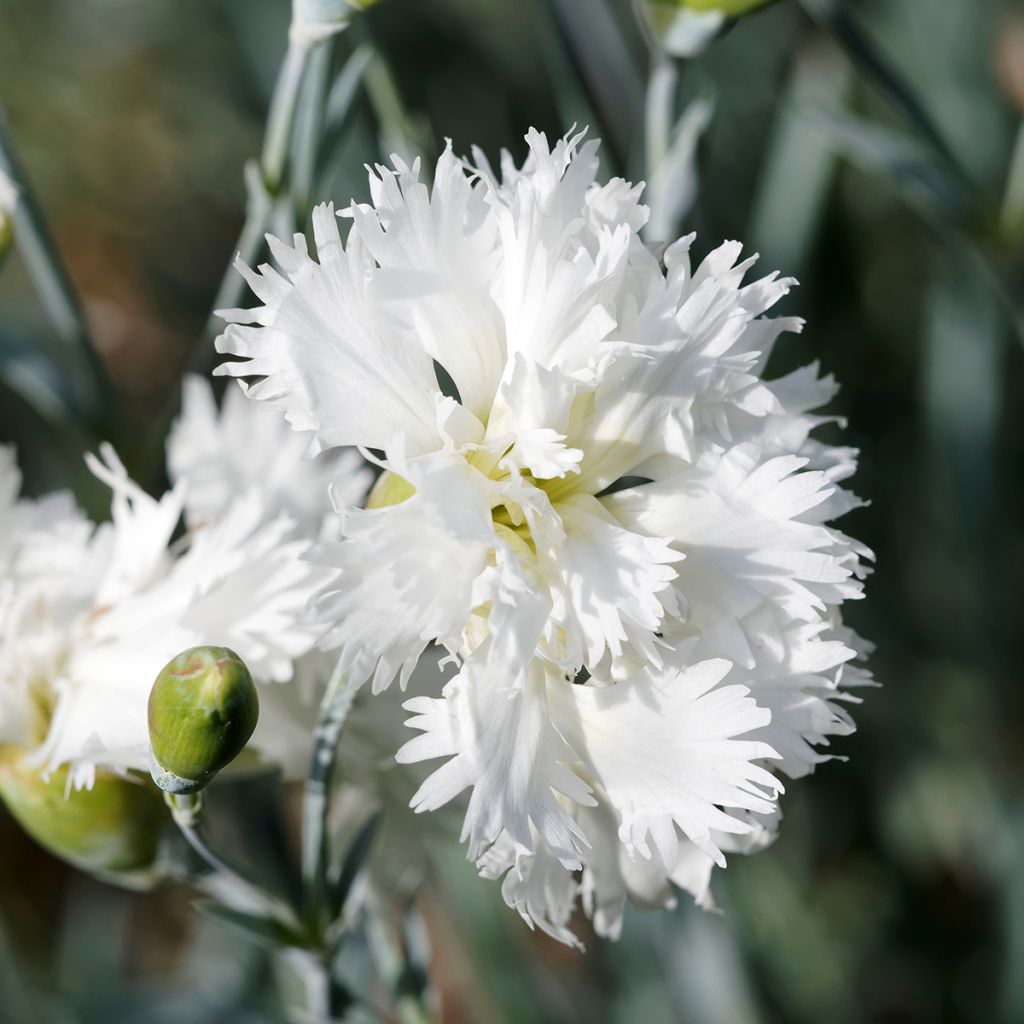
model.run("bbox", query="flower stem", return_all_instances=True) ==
[365,898,435,1024]
[301,661,359,941]
[167,792,301,927]
[193,33,329,366]
[290,39,333,228]
[263,37,318,198]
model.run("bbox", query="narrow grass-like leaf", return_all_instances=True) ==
[193,900,309,952]
[330,812,380,924]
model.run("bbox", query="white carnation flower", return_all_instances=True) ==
[0,442,329,789]
[215,128,872,945]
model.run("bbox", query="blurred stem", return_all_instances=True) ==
[645,57,677,185]
[632,0,679,164]
[263,37,319,197]
[0,917,39,1024]
[199,160,274,346]
[543,0,643,176]
[0,101,120,439]
[195,35,330,359]
[278,948,343,1024]
[963,237,1024,350]
[168,792,301,928]
[292,41,333,226]
[301,661,359,942]
[365,899,435,1024]
[800,0,1024,348]
[799,0,974,199]
[364,49,430,167]
[314,44,373,200]
[999,120,1024,240]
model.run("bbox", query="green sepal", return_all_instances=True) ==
[0,746,167,888]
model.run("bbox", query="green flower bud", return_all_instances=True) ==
[148,647,259,795]
[0,747,166,889]
[366,470,416,510]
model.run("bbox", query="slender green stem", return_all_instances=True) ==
[0,100,120,437]
[167,792,301,927]
[365,899,435,1024]
[291,41,332,228]
[544,0,642,176]
[363,50,430,165]
[302,661,359,941]
[999,120,1024,240]
[313,43,373,201]
[190,34,329,373]
[279,948,332,1023]
[262,37,318,197]
[645,57,676,180]
[197,160,275,348]
[642,55,680,243]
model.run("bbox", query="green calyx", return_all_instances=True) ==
[148,646,259,795]
[366,470,416,510]
[0,747,166,888]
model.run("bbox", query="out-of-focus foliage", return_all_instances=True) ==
[1,0,1022,1021]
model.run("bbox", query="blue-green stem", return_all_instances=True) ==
[167,791,301,929]
[302,660,359,942]
[193,32,331,365]
[365,897,435,1024]
[291,40,333,228]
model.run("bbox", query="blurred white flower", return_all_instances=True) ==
[216,128,872,945]
[168,374,371,537]
[0,442,330,790]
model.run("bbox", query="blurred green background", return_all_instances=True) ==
[2,0,1023,1021]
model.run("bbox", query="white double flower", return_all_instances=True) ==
[209,127,873,946]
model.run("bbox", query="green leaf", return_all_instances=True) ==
[192,900,308,952]
[544,0,644,174]
[798,0,974,201]
[809,109,964,226]
[330,812,380,922]
[302,665,360,939]
[0,328,85,428]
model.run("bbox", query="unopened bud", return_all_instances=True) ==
[0,747,165,889]
[148,647,259,795]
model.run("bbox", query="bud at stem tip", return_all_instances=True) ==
[148,646,259,795]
